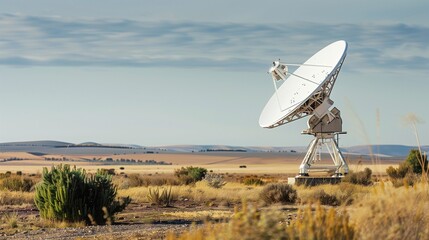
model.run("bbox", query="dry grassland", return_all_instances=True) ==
[0,151,401,176]
[0,151,414,239]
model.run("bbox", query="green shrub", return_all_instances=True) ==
[174,166,207,184]
[405,149,428,174]
[386,149,428,187]
[260,183,297,205]
[342,168,373,186]
[243,177,264,186]
[204,173,226,189]
[34,164,131,225]
[147,187,174,207]
[1,176,34,192]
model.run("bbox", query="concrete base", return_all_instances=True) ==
[288,176,342,186]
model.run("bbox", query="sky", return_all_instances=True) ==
[0,1,428,147]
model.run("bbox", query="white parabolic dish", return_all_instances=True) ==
[259,40,348,128]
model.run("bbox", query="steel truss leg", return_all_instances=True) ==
[298,134,349,176]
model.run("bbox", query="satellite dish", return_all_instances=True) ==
[259,40,349,176]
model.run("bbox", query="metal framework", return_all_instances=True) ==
[298,99,349,176]
[299,132,349,176]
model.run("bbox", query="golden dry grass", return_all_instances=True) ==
[297,183,370,206]
[118,181,264,204]
[163,210,233,221]
[0,190,34,205]
[168,182,429,240]
[350,182,429,239]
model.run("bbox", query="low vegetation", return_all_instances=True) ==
[342,167,373,186]
[119,181,264,206]
[168,203,354,240]
[351,182,429,239]
[386,149,428,187]
[0,190,34,205]
[147,186,174,207]
[298,182,368,206]
[34,164,130,225]
[0,175,35,192]
[174,166,207,185]
[203,173,226,189]
[259,183,297,205]
[242,177,264,186]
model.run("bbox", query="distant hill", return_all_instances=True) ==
[0,140,147,155]
[0,140,73,147]
[343,145,429,157]
[0,140,426,157]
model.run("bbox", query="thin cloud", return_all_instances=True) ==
[0,14,428,71]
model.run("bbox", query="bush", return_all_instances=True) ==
[260,183,297,205]
[298,183,365,206]
[99,168,116,175]
[311,189,340,206]
[389,172,420,188]
[342,168,373,186]
[386,149,428,186]
[405,149,428,174]
[34,164,131,225]
[204,173,226,189]
[386,163,410,179]
[243,177,264,186]
[1,176,34,192]
[174,166,207,185]
[125,173,147,188]
[147,187,174,207]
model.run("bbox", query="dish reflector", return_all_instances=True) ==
[259,40,347,128]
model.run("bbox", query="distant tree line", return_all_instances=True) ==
[199,149,247,152]
[105,158,171,165]
[0,157,24,162]
[44,157,171,165]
